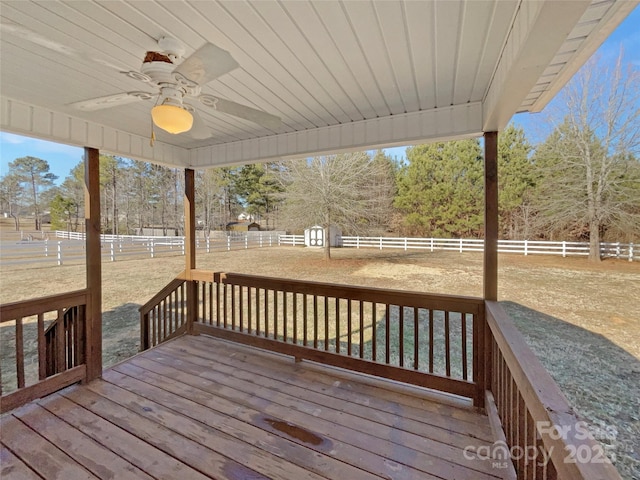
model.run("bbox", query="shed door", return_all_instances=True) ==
[309,227,323,247]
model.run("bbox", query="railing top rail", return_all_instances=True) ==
[210,271,484,314]
[0,289,88,322]
[485,301,621,479]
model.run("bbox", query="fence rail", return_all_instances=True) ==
[3,232,635,267]
[0,231,283,267]
[279,235,637,261]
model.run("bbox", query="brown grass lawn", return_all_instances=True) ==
[1,240,639,478]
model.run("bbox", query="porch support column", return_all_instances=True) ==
[184,168,197,334]
[84,147,102,381]
[484,131,498,301]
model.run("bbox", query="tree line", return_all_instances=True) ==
[1,53,638,261]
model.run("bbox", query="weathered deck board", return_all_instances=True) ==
[1,335,504,480]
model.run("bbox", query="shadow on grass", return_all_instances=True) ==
[102,302,143,369]
[501,301,639,480]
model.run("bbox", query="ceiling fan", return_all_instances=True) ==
[69,37,281,140]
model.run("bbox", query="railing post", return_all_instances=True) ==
[140,312,150,351]
[184,169,197,336]
[57,241,62,265]
[616,242,620,259]
[562,241,567,258]
[459,238,463,253]
[430,238,434,252]
[524,239,528,256]
[629,243,634,262]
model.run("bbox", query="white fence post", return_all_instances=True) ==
[45,240,49,257]
[524,239,528,256]
[357,236,360,249]
[459,238,463,253]
[181,240,185,256]
[57,241,62,265]
[110,242,115,262]
[404,237,407,251]
[227,236,231,251]
[629,243,634,262]
[269,235,272,247]
[430,238,434,252]
[562,241,566,258]
[150,240,155,258]
[616,242,621,258]
[206,236,210,253]
[379,237,383,250]
[260,234,263,248]
[245,235,249,249]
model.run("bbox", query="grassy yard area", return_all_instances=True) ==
[1,244,638,478]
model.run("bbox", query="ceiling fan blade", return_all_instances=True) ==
[200,95,281,130]
[173,43,239,85]
[69,92,155,111]
[184,106,212,139]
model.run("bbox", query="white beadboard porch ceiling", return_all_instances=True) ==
[0,0,636,168]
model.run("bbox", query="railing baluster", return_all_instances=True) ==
[56,309,65,373]
[15,317,25,388]
[444,311,451,377]
[313,295,318,349]
[372,303,377,362]
[264,288,269,337]
[335,298,339,354]
[413,307,419,370]
[283,291,287,343]
[247,287,253,334]
[359,301,364,358]
[347,299,352,356]
[385,304,390,364]
[428,309,434,373]
[461,313,468,380]
[208,283,213,326]
[324,296,329,350]
[239,285,244,332]
[231,285,236,331]
[273,289,278,340]
[399,306,404,367]
[37,313,46,380]
[215,281,221,327]
[303,293,308,347]
[223,283,228,329]
[293,293,298,344]
[255,288,260,335]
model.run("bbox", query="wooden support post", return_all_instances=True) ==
[84,147,102,381]
[184,169,197,334]
[484,132,498,302]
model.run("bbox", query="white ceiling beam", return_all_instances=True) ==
[189,102,483,168]
[482,0,591,132]
[0,97,190,167]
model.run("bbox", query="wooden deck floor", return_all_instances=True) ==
[1,335,505,480]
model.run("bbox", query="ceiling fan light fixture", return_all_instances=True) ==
[151,103,193,134]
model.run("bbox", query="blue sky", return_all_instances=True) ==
[1,4,638,181]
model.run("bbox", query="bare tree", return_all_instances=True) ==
[534,51,640,261]
[278,152,395,260]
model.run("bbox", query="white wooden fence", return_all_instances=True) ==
[0,231,283,267]
[2,232,635,267]
[278,235,637,261]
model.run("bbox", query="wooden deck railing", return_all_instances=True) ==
[139,275,188,350]
[190,270,486,403]
[0,290,88,413]
[485,301,621,480]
